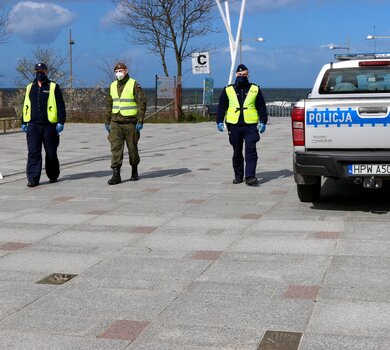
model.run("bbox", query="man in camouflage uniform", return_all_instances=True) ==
[105,62,147,185]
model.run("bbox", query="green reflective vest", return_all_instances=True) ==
[110,78,137,116]
[23,82,58,123]
[225,84,259,124]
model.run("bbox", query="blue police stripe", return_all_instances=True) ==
[306,108,390,127]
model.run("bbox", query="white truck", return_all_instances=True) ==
[291,53,390,202]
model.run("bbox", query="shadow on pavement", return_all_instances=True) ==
[257,169,293,185]
[61,170,111,180]
[311,178,390,213]
[138,168,191,179]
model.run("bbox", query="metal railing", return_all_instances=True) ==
[266,102,293,118]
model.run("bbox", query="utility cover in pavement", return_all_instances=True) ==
[36,273,78,285]
[257,330,302,350]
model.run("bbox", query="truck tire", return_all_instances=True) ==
[297,181,321,202]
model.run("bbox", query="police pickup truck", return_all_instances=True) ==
[291,53,390,202]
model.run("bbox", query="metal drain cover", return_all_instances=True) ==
[36,273,78,285]
[257,330,302,350]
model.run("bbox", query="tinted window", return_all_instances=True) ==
[319,67,390,94]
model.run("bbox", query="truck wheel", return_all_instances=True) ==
[297,181,321,202]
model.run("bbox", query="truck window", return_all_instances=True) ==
[318,67,390,94]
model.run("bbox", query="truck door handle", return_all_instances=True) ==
[358,107,388,115]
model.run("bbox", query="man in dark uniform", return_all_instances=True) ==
[21,62,66,187]
[105,62,146,185]
[216,64,268,186]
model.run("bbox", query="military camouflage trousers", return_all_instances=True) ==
[108,122,140,169]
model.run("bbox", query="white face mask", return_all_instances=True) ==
[115,72,125,80]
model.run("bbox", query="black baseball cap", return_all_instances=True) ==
[35,63,47,71]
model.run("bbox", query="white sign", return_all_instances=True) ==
[156,76,175,99]
[192,52,210,74]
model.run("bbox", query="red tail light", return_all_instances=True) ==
[359,61,390,66]
[291,107,305,146]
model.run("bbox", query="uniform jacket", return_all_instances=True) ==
[21,78,66,125]
[216,81,268,125]
[105,74,147,124]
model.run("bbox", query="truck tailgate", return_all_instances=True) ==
[305,98,390,149]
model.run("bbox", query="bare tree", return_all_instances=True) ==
[14,47,66,87]
[98,55,133,86]
[0,5,9,44]
[112,0,215,117]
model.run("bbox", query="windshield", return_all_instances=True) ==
[319,66,390,94]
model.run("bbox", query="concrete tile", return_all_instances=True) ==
[85,255,209,283]
[300,333,390,350]
[229,236,337,255]
[0,331,128,350]
[129,322,262,349]
[307,300,390,337]
[197,252,332,285]
[319,285,390,303]
[283,285,320,300]
[0,310,101,336]
[315,231,341,239]
[98,320,149,341]
[0,251,102,274]
[324,256,390,288]
[0,282,51,311]
[130,226,158,234]
[25,287,176,320]
[0,243,30,251]
[158,290,313,330]
[192,250,223,260]
[335,240,390,257]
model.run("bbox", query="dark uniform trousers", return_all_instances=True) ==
[108,122,140,169]
[227,123,260,180]
[26,123,60,183]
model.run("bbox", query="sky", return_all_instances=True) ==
[1,0,390,89]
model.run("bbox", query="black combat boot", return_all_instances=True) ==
[108,168,121,185]
[130,165,139,181]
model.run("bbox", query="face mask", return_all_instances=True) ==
[235,76,248,86]
[115,72,125,81]
[36,72,46,82]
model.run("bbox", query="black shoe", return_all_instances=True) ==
[232,178,243,184]
[130,166,139,181]
[27,182,39,187]
[245,177,259,186]
[49,178,58,183]
[108,168,121,185]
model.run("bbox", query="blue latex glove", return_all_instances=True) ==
[258,123,266,134]
[217,122,224,132]
[136,123,143,131]
[105,123,111,132]
[56,123,64,134]
[21,124,28,133]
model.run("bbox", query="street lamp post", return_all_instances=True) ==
[68,29,75,89]
[239,33,265,63]
[366,35,390,53]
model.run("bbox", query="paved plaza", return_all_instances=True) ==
[0,118,389,349]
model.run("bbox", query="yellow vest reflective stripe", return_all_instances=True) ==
[23,82,58,123]
[110,79,137,116]
[225,84,259,124]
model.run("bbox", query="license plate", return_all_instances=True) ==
[348,164,390,175]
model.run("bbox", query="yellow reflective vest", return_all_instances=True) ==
[225,84,259,124]
[23,82,58,123]
[110,78,137,116]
